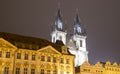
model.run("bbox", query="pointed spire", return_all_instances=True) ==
[55,8,63,31]
[74,14,82,34]
[74,14,81,26]
[57,9,62,21]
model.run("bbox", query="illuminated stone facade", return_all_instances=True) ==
[0,32,75,74]
[51,10,88,67]
[76,61,120,74]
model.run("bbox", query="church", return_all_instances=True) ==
[0,9,120,74]
[51,9,88,67]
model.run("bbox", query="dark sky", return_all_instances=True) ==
[0,0,120,64]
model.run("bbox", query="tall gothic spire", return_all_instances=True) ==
[74,14,82,34]
[55,9,63,31]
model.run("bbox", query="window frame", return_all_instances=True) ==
[47,56,51,62]
[17,53,21,59]
[4,67,9,74]
[31,69,35,74]
[24,68,28,74]
[16,68,20,74]
[6,52,10,58]
[24,54,28,60]
[41,56,45,61]
[32,54,36,60]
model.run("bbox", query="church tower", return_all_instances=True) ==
[51,10,88,67]
[51,9,67,44]
[69,14,88,66]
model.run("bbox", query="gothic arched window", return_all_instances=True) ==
[80,40,82,47]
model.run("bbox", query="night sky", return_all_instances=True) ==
[0,0,120,64]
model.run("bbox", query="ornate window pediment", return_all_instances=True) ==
[38,46,61,55]
[0,38,16,49]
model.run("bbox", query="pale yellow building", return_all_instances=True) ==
[0,32,75,74]
[78,61,120,74]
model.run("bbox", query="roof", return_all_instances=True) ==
[0,32,63,51]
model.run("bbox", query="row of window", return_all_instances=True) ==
[105,67,120,71]
[0,51,36,60]
[41,56,70,64]
[0,51,10,58]
[4,67,58,74]
[83,69,103,73]
[0,51,70,64]
[17,53,36,60]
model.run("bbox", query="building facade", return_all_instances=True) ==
[51,9,88,67]
[0,32,75,74]
[78,61,120,74]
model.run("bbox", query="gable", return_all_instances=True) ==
[0,38,17,49]
[37,45,61,55]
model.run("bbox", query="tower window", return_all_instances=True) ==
[53,37,55,43]
[80,40,82,47]
[59,36,62,40]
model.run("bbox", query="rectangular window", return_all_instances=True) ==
[53,70,56,74]
[53,57,56,63]
[31,69,35,74]
[0,51,2,57]
[47,70,50,74]
[4,67,9,74]
[24,54,28,60]
[66,59,70,64]
[32,54,35,60]
[80,40,82,47]
[17,53,21,59]
[40,69,44,74]
[6,52,10,58]
[24,68,27,74]
[47,56,51,62]
[60,58,64,63]
[16,68,20,74]
[41,56,45,61]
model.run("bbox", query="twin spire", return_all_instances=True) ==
[55,9,85,35]
[55,9,63,31]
